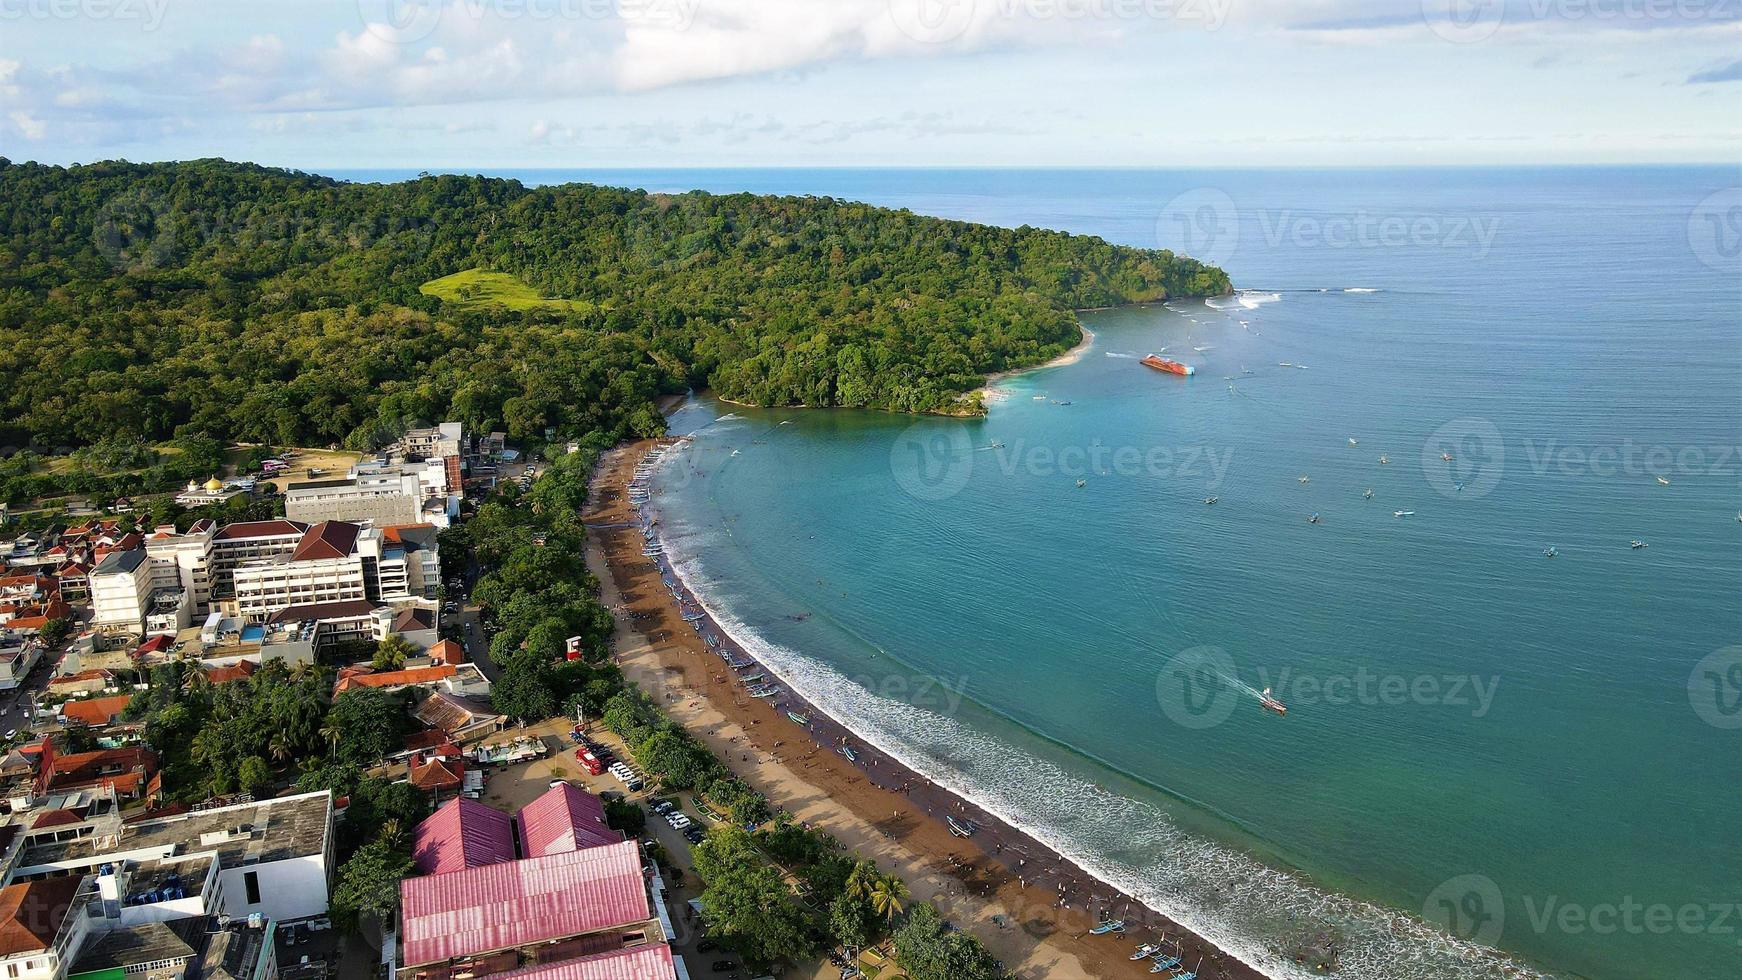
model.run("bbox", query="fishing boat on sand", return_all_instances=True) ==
[1089,920,1125,935]
[946,815,977,838]
[1150,956,1182,973]
[1130,943,1162,960]
[786,711,810,727]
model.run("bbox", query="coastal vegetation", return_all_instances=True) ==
[0,157,1231,453]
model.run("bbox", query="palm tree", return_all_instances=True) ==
[268,731,294,765]
[181,667,212,696]
[867,874,908,924]
[380,819,407,852]
[845,860,877,901]
[319,722,341,758]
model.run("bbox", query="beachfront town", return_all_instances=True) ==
[0,419,1101,980]
[0,395,1271,980]
[0,422,722,980]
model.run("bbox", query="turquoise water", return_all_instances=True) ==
[467,166,1742,979]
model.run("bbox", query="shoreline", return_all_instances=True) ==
[585,438,1268,980]
[976,321,1096,404]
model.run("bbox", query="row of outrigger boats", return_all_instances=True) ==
[1089,924,1202,977]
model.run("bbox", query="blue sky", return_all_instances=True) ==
[1,0,1739,167]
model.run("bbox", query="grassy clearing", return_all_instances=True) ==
[419,268,592,312]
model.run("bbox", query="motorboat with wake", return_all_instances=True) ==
[1260,687,1287,715]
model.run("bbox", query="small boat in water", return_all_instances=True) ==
[1394,510,1414,517]
[1630,540,1647,549]
[1259,687,1287,715]
[1656,476,1671,486]
[1089,919,1126,936]
[1075,479,1086,488]
[1348,437,1358,447]
[1378,454,1390,464]
[1279,361,1294,367]
[1297,475,1310,484]
[1308,513,1320,524]
[1363,488,1374,499]
[1544,546,1559,558]
[1204,496,1219,505]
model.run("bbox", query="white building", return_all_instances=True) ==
[285,474,424,528]
[145,520,216,613]
[232,523,371,623]
[1,790,333,980]
[207,520,309,605]
[89,549,152,634]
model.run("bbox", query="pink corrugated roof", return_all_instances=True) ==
[516,783,623,858]
[399,841,650,967]
[412,797,516,875]
[491,945,675,980]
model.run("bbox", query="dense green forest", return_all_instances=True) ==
[0,158,1230,450]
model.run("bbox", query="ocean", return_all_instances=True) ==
[336,166,1742,978]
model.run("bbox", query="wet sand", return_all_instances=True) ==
[584,439,1271,980]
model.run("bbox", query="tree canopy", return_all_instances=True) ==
[0,158,1231,451]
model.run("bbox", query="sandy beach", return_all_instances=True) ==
[976,322,1097,405]
[584,439,1268,980]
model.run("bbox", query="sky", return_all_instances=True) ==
[1,0,1739,168]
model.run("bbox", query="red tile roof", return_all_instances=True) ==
[30,808,83,830]
[409,756,464,792]
[134,634,174,656]
[427,639,466,665]
[0,875,82,956]
[206,660,259,685]
[490,946,675,980]
[60,694,133,728]
[516,783,622,858]
[412,797,517,876]
[290,521,361,561]
[45,746,157,795]
[335,663,455,694]
[213,520,308,541]
[398,841,650,968]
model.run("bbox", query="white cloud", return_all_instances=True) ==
[9,111,46,140]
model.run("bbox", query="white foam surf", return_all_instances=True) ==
[646,440,1553,980]
[1238,290,1282,309]
[1344,287,1380,293]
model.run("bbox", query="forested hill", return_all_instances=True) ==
[0,158,1232,450]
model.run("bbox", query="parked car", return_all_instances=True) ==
[683,827,706,844]
[710,961,736,973]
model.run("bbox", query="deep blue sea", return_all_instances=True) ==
[334,166,1742,979]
